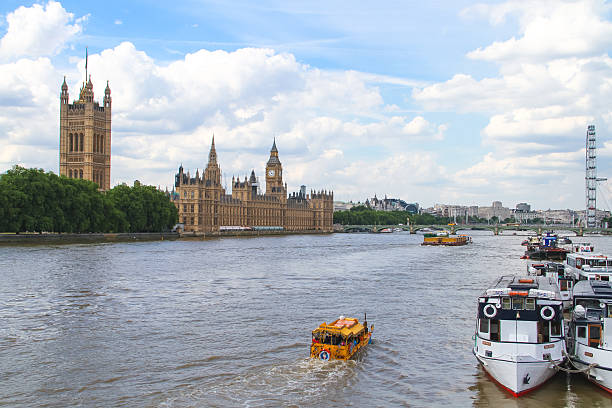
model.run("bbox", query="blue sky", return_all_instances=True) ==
[1,0,612,211]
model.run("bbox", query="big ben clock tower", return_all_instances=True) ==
[265,139,286,200]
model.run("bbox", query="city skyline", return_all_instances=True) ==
[1,1,612,209]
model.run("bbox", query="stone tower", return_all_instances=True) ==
[204,135,221,186]
[265,139,286,201]
[59,66,112,190]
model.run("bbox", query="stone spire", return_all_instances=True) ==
[104,80,111,108]
[61,76,69,104]
[204,135,221,185]
[208,135,218,165]
[267,138,280,165]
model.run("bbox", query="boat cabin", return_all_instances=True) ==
[310,316,372,360]
[477,276,564,345]
[529,262,573,304]
[566,253,612,281]
[571,280,612,350]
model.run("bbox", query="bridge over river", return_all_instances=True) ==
[338,224,612,236]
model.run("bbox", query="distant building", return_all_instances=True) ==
[432,204,479,220]
[366,195,419,213]
[59,73,112,190]
[334,201,357,211]
[516,203,531,212]
[478,201,512,221]
[173,138,333,233]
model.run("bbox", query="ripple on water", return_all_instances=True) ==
[2,233,612,406]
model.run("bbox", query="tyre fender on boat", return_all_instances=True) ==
[483,304,497,318]
[319,350,330,361]
[540,305,555,320]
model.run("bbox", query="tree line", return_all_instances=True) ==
[332,205,550,226]
[333,205,454,225]
[0,166,178,233]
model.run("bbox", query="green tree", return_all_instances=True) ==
[0,166,177,233]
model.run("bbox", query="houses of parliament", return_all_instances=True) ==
[174,138,334,233]
[56,61,333,233]
[58,74,112,190]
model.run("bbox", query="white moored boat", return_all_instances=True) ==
[567,280,612,393]
[473,275,566,397]
[565,251,612,282]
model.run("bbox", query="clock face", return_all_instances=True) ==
[268,169,275,177]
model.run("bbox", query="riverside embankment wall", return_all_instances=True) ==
[0,230,331,245]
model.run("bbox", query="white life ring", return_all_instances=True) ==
[483,304,497,318]
[541,306,555,320]
[319,350,330,361]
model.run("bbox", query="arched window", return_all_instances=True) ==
[69,169,72,178]
[101,137,104,154]
[69,134,73,152]
[74,133,78,151]
[79,169,83,179]
[80,134,84,152]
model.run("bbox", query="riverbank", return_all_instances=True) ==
[0,230,332,245]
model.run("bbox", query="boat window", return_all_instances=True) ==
[525,298,535,310]
[479,319,489,333]
[512,298,525,310]
[589,325,601,348]
[608,305,612,318]
[538,321,550,343]
[490,319,500,341]
[502,298,511,310]
[577,326,586,338]
[560,280,568,291]
[568,258,576,267]
[551,321,561,337]
[608,260,612,267]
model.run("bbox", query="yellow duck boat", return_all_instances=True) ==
[310,315,373,361]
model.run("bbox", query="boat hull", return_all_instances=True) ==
[310,332,372,361]
[570,343,612,393]
[474,349,560,396]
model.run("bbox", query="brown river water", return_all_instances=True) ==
[1,231,612,407]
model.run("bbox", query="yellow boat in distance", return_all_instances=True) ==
[310,315,373,361]
[422,232,471,246]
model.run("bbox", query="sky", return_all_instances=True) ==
[1,0,612,210]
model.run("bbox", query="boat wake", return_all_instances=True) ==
[159,358,361,407]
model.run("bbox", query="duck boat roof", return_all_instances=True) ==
[481,275,561,300]
[313,317,365,337]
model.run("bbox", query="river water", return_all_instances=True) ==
[1,231,612,407]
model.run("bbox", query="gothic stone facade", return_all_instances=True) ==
[59,76,112,190]
[174,139,333,232]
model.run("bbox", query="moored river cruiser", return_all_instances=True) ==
[473,275,565,396]
[565,251,612,281]
[310,316,373,361]
[567,280,612,393]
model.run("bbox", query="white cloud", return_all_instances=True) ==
[114,19,122,25]
[0,1,86,60]
[0,37,447,199]
[463,0,612,62]
[411,0,612,208]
